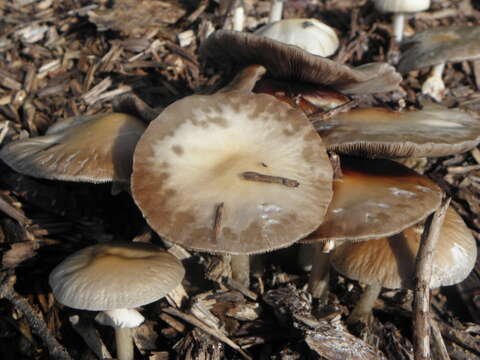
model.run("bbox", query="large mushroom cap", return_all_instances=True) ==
[374,0,430,13]
[399,25,480,73]
[49,242,185,311]
[331,206,477,289]
[317,105,480,158]
[302,157,442,243]
[0,113,146,183]
[200,30,401,95]
[132,91,333,255]
[255,19,339,57]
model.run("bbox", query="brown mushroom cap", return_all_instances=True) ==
[49,242,185,311]
[0,113,146,183]
[200,30,401,95]
[331,207,477,289]
[317,105,480,158]
[399,25,480,73]
[302,157,442,243]
[131,91,333,255]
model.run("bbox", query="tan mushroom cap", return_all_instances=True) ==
[317,105,480,158]
[301,157,442,243]
[0,113,146,183]
[331,206,477,289]
[374,0,430,13]
[200,30,401,95]
[49,242,185,311]
[399,25,480,73]
[132,91,333,255]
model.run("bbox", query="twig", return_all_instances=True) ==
[309,99,358,124]
[0,273,72,360]
[69,315,112,360]
[430,318,451,360]
[162,307,252,360]
[0,195,30,225]
[413,197,450,360]
[240,171,299,188]
[213,202,224,242]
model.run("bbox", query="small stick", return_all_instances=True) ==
[240,171,299,188]
[328,153,342,180]
[213,202,224,242]
[0,273,72,360]
[309,99,358,124]
[413,197,450,360]
[430,318,451,360]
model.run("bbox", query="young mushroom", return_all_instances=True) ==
[0,113,146,185]
[399,25,480,101]
[374,0,431,42]
[49,242,185,360]
[301,157,442,299]
[131,90,333,287]
[331,206,476,324]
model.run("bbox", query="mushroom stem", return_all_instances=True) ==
[115,328,134,360]
[232,0,245,31]
[231,254,250,287]
[308,243,331,301]
[347,283,382,325]
[392,13,405,42]
[421,63,446,102]
[269,0,284,22]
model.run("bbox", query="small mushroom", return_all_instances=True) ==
[331,206,476,324]
[317,105,480,158]
[255,19,339,57]
[399,25,480,101]
[0,113,146,184]
[374,0,431,42]
[131,91,333,286]
[49,242,185,360]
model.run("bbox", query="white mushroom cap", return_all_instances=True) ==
[255,19,339,57]
[374,0,430,13]
[49,242,185,311]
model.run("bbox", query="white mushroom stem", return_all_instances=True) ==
[232,0,245,31]
[308,242,333,300]
[421,63,446,102]
[231,254,250,288]
[269,0,284,22]
[347,283,382,325]
[392,13,406,42]
[95,308,144,360]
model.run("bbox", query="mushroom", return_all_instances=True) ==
[316,105,480,158]
[374,0,431,42]
[300,157,442,299]
[131,90,333,287]
[49,242,185,360]
[399,25,480,101]
[255,19,339,58]
[331,206,476,324]
[0,113,146,185]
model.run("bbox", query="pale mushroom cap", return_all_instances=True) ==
[331,206,477,289]
[374,0,430,13]
[302,157,442,243]
[131,91,333,255]
[200,30,402,95]
[255,19,339,57]
[317,105,480,158]
[49,242,185,311]
[399,25,480,73]
[0,113,146,183]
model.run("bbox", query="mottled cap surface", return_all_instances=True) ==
[331,207,476,289]
[374,0,430,13]
[0,113,146,183]
[200,30,401,95]
[399,25,480,73]
[132,91,333,255]
[317,105,480,158]
[49,242,185,311]
[302,157,442,243]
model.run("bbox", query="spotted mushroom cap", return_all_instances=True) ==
[131,91,333,255]
[302,157,442,243]
[374,0,430,13]
[200,30,402,95]
[331,206,476,289]
[317,105,480,158]
[49,242,185,311]
[255,19,339,57]
[399,25,480,73]
[0,113,146,183]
